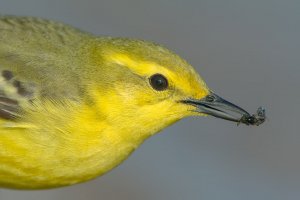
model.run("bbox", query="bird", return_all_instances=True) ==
[0,16,264,189]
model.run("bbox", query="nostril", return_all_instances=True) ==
[206,95,215,102]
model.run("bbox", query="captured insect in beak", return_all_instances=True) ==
[238,107,266,126]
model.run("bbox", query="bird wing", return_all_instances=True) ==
[0,69,36,120]
[0,17,87,123]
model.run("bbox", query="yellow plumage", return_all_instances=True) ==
[0,16,264,189]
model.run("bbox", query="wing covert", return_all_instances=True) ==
[0,69,36,120]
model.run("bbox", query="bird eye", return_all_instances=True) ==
[149,74,168,91]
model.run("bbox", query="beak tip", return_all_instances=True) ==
[239,107,266,126]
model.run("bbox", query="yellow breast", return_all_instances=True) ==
[0,99,141,189]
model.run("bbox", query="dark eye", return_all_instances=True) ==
[149,74,168,91]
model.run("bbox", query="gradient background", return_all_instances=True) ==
[0,0,299,199]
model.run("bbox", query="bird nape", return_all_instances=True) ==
[0,16,265,189]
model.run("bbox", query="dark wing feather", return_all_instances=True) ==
[0,96,20,119]
[0,69,37,120]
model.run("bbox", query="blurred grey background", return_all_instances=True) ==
[0,0,299,199]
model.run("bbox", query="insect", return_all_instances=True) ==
[239,107,266,126]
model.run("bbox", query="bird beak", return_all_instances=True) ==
[181,92,251,123]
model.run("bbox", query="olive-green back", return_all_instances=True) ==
[0,16,89,119]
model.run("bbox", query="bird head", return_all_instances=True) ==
[84,38,251,141]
